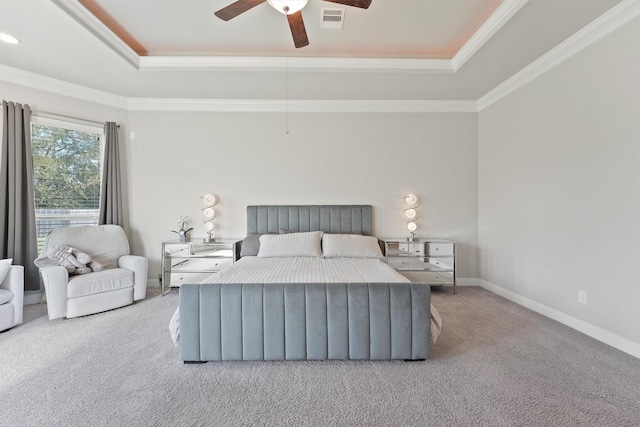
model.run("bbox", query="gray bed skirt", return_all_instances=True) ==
[179,282,431,362]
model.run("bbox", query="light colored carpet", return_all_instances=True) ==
[1,286,638,427]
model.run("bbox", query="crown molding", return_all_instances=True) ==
[52,0,139,68]
[0,64,127,109]
[451,0,529,70]
[126,98,478,113]
[478,0,640,110]
[137,56,454,73]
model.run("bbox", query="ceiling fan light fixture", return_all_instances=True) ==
[267,0,308,15]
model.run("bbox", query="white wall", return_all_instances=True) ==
[127,111,479,281]
[478,17,640,347]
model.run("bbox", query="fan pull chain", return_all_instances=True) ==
[285,53,289,135]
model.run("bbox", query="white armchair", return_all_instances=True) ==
[0,264,24,332]
[39,225,148,320]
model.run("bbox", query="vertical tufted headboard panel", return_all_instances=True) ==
[246,205,373,236]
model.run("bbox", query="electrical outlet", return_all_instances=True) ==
[578,290,588,305]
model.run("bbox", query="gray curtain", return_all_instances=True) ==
[98,122,123,226]
[0,100,39,291]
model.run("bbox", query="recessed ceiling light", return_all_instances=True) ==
[0,32,20,44]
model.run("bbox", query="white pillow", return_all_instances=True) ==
[0,258,13,284]
[257,231,323,258]
[322,234,384,260]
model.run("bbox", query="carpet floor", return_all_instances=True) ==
[1,286,638,427]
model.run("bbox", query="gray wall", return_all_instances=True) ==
[478,17,640,345]
[126,111,479,280]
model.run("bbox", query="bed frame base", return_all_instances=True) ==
[179,282,431,362]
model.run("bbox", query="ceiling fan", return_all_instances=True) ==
[214,0,372,48]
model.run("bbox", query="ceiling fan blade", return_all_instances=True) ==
[322,0,372,9]
[287,11,309,49]
[214,0,267,21]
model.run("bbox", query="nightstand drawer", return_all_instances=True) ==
[388,256,425,269]
[164,271,223,288]
[426,257,454,270]
[166,257,232,272]
[425,243,454,256]
[400,271,454,284]
[398,242,425,255]
[164,243,189,256]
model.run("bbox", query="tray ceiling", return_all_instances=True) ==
[0,0,629,103]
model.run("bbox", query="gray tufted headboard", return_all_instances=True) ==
[246,205,373,236]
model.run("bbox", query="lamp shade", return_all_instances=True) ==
[405,208,417,220]
[407,221,417,232]
[405,194,418,205]
[203,208,216,219]
[205,221,215,231]
[202,194,217,206]
[267,0,308,14]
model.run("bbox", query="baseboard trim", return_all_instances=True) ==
[147,279,160,288]
[23,290,44,305]
[476,279,640,359]
[454,278,478,287]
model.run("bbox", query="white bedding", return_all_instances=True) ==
[169,257,442,347]
[202,256,408,284]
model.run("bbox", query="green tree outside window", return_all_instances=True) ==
[32,123,101,210]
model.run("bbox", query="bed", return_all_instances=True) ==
[170,205,442,362]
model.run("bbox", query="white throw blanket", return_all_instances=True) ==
[169,257,442,346]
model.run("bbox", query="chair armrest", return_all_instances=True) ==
[118,255,148,301]
[1,266,24,325]
[40,266,70,320]
[1,265,23,294]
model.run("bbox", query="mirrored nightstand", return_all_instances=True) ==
[383,238,457,293]
[161,239,237,295]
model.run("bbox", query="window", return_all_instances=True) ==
[31,117,103,253]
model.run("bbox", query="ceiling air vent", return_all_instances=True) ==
[321,8,345,30]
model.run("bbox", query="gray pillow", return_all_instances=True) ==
[240,234,262,257]
[240,233,279,257]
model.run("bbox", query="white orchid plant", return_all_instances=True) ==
[171,215,194,237]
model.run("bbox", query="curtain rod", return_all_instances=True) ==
[32,111,119,128]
